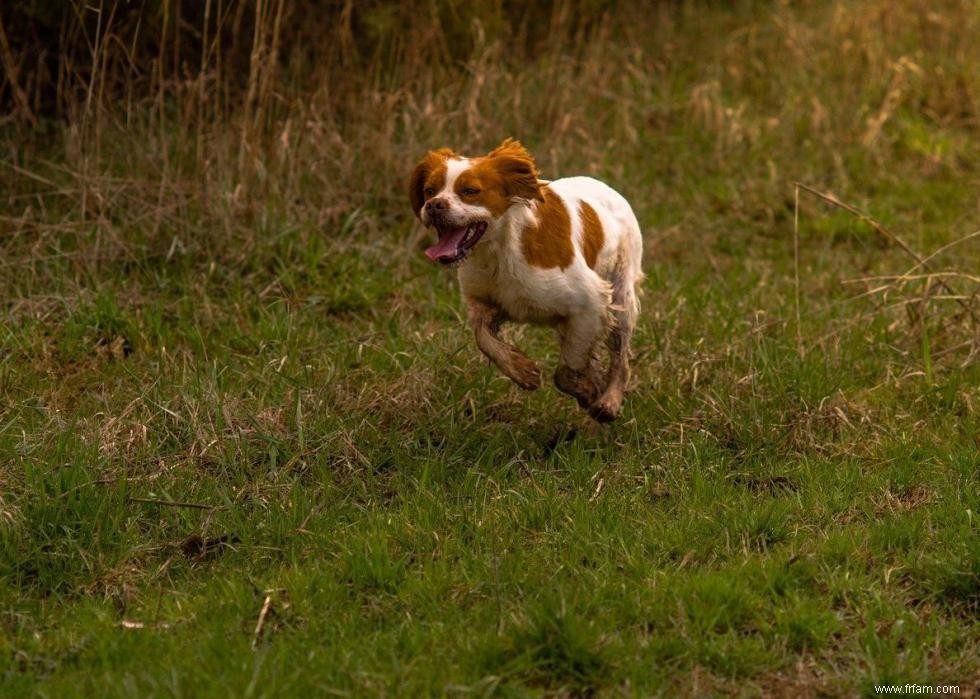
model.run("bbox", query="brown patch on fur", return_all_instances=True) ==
[481,138,543,202]
[408,148,455,217]
[453,166,512,217]
[523,187,573,269]
[579,201,604,269]
[457,139,544,217]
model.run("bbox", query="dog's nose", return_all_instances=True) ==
[425,198,448,213]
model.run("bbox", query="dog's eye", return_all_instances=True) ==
[461,187,480,196]
[424,187,436,197]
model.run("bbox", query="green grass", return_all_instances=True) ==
[2,1,979,696]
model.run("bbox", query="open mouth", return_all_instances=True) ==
[424,221,488,265]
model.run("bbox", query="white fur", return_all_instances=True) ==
[458,176,642,329]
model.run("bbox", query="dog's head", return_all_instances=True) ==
[409,138,543,265]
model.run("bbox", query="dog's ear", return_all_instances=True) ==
[409,148,455,218]
[486,138,543,201]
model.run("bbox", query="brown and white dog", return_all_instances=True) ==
[409,139,643,422]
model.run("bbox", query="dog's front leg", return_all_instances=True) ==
[554,312,605,410]
[466,297,541,390]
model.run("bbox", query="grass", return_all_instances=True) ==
[2,0,979,695]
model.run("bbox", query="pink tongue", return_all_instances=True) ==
[425,226,469,262]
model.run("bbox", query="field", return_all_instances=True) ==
[1,1,978,695]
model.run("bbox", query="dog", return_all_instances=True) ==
[409,138,643,422]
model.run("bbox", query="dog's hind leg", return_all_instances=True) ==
[590,255,640,423]
[466,297,541,390]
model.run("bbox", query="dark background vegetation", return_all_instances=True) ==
[2,0,614,122]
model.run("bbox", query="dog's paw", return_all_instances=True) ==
[554,366,600,409]
[588,398,621,423]
[509,354,542,391]
[588,388,624,423]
